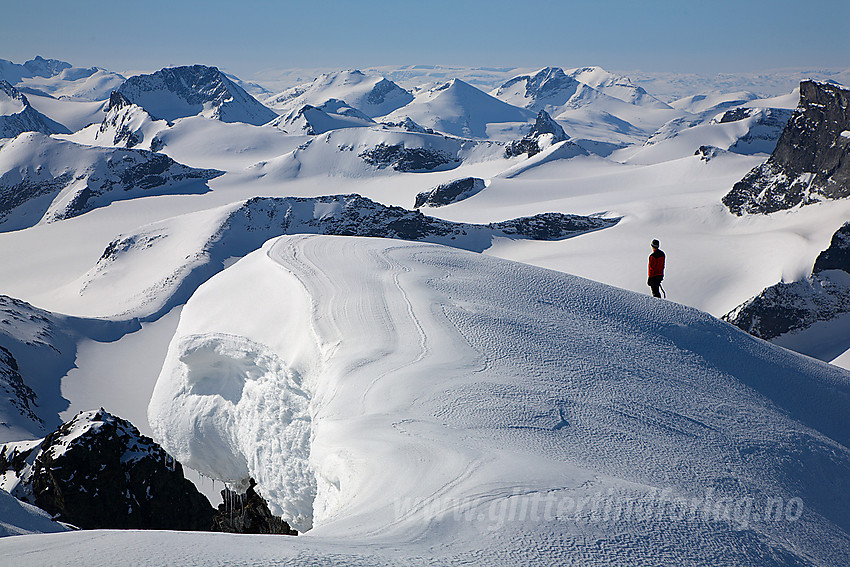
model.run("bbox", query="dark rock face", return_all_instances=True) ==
[724,222,850,341]
[359,143,458,172]
[96,91,150,148]
[0,409,215,530]
[414,177,486,208]
[505,110,568,158]
[723,81,850,215]
[212,478,297,535]
[381,117,434,134]
[0,345,41,429]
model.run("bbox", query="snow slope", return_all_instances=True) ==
[0,132,221,231]
[0,56,124,101]
[117,65,278,125]
[383,79,535,139]
[146,234,850,564]
[0,489,70,537]
[66,194,616,320]
[265,70,413,118]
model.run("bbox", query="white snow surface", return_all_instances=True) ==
[0,489,70,537]
[265,70,414,119]
[383,78,535,139]
[147,234,850,564]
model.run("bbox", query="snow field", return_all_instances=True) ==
[147,234,850,564]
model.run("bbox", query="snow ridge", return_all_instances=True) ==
[117,65,278,125]
[77,194,619,321]
[150,234,850,565]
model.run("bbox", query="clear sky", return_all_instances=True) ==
[2,0,848,79]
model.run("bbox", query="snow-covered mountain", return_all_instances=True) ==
[148,233,850,562]
[2,55,850,565]
[724,80,850,215]
[382,78,535,139]
[72,194,617,321]
[271,100,375,135]
[265,70,413,119]
[251,126,503,178]
[90,91,168,148]
[724,221,850,361]
[491,66,613,115]
[117,65,278,125]
[0,132,222,231]
[566,66,671,109]
[0,81,69,138]
[0,56,125,101]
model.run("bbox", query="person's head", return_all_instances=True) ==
[651,239,660,250]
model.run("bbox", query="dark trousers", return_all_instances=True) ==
[648,276,663,298]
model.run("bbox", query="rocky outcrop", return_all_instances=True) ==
[117,65,278,125]
[95,91,163,148]
[723,81,850,215]
[0,132,223,231]
[723,222,850,341]
[359,142,458,172]
[505,109,568,158]
[212,478,297,535]
[0,409,215,530]
[414,177,486,208]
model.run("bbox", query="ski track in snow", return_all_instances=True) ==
[141,234,850,566]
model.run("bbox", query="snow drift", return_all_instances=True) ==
[149,234,850,564]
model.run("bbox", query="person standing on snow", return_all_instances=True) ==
[647,239,665,298]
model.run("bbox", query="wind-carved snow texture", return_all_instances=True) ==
[117,65,278,126]
[723,81,850,215]
[158,334,314,531]
[150,234,850,565]
[0,80,69,138]
[77,194,619,320]
[0,132,222,232]
[724,222,850,359]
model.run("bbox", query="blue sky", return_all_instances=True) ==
[3,0,848,79]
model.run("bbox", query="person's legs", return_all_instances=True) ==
[648,276,662,297]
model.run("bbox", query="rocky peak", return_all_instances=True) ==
[22,56,71,79]
[106,90,133,112]
[0,409,215,530]
[117,65,277,125]
[505,109,568,158]
[722,80,850,215]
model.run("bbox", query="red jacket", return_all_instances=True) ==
[648,250,665,278]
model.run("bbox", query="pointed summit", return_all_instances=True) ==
[382,78,534,138]
[117,65,278,125]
